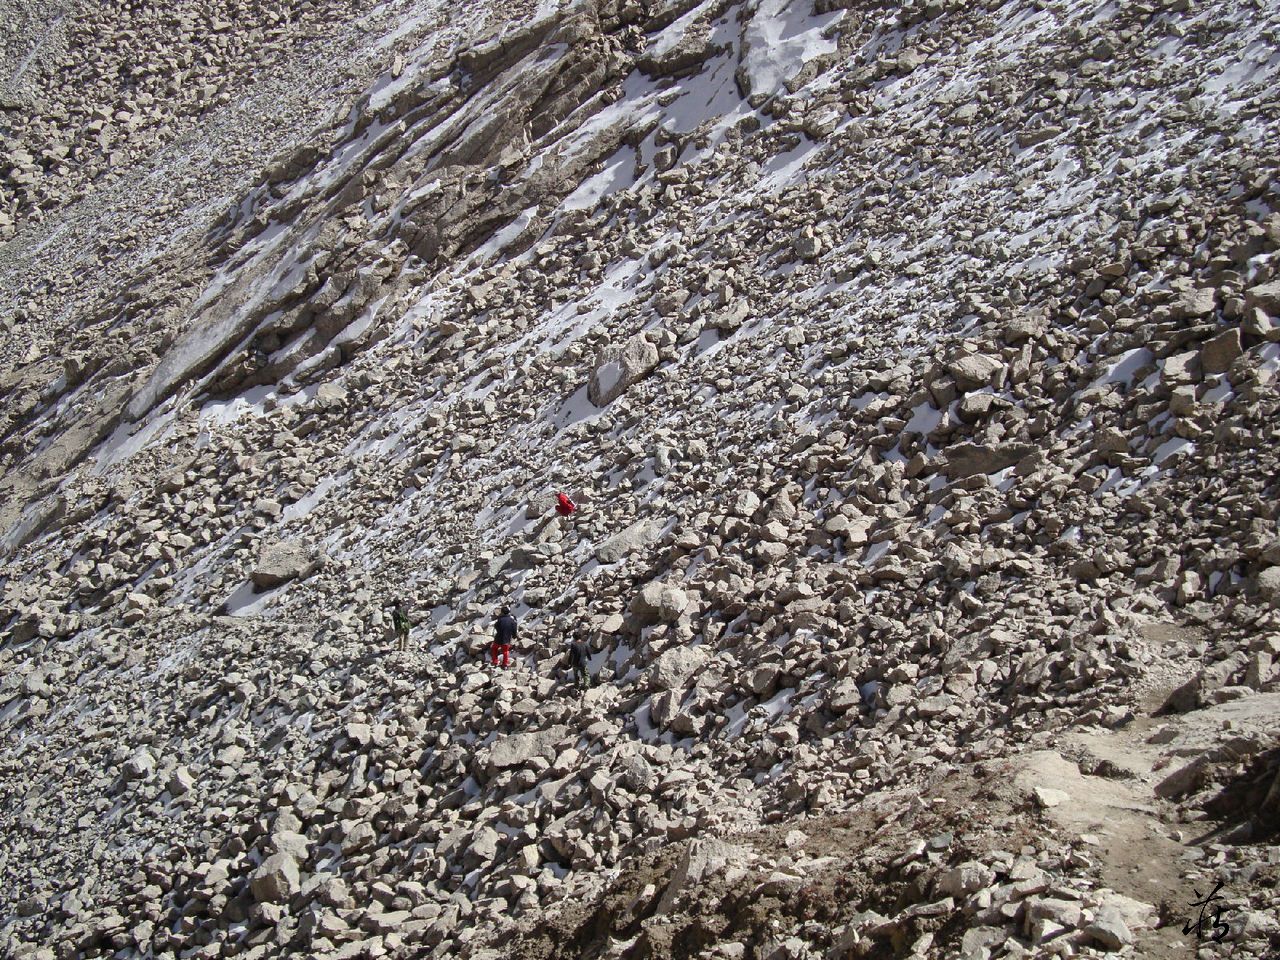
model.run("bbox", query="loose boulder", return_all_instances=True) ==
[630,582,690,622]
[935,861,995,898]
[588,334,659,406]
[1256,566,1280,608]
[488,725,570,770]
[250,852,301,904]
[596,519,663,564]
[1085,905,1134,950]
[943,442,1037,479]
[1200,327,1242,374]
[650,646,709,692]
[655,838,752,914]
[251,541,324,589]
[946,353,1004,391]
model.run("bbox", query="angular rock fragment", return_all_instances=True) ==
[488,726,570,770]
[650,646,709,691]
[654,838,751,915]
[251,852,301,904]
[596,519,663,564]
[934,861,995,898]
[1084,905,1133,950]
[588,334,659,406]
[630,582,690,622]
[251,541,324,589]
[1256,566,1280,608]
[946,354,1004,392]
[1200,327,1241,374]
[943,442,1037,479]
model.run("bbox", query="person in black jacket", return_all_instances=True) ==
[492,607,517,668]
[391,599,412,652]
[566,637,593,690]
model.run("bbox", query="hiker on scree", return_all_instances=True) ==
[492,607,518,668]
[391,599,412,652]
[566,636,593,690]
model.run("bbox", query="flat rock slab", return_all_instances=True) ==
[595,518,663,564]
[943,442,1037,479]
[251,541,324,589]
[649,646,709,692]
[588,334,659,406]
[488,725,570,771]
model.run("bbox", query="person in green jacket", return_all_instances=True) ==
[391,599,412,652]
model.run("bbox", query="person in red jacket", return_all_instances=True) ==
[555,492,577,516]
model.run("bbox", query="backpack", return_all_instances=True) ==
[555,492,577,515]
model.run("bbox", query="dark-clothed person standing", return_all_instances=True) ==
[391,599,412,652]
[492,607,517,668]
[566,638,593,689]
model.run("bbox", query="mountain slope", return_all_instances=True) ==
[1,0,1278,958]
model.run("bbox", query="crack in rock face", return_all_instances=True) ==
[1,0,1280,958]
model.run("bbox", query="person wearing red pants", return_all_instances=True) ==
[491,607,518,667]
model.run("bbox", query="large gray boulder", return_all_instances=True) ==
[934,861,995,898]
[616,744,656,793]
[251,541,324,589]
[168,766,195,797]
[650,646,709,691]
[1256,566,1280,608]
[588,333,659,406]
[1163,350,1200,384]
[1085,905,1134,950]
[731,490,760,518]
[250,852,301,904]
[946,353,1004,391]
[1243,305,1280,341]
[271,831,311,862]
[1200,327,1242,374]
[630,582,689,622]
[1172,286,1217,319]
[596,519,662,564]
[943,442,1037,479]
[1155,755,1209,799]
[1244,279,1280,313]
[121,749,155,782]
[488,725,570,770]
[655,838,752,915]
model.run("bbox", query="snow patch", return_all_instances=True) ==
[740,0,843,98]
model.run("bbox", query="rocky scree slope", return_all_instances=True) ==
[2,0,1280,958]
[0,0,527,537]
